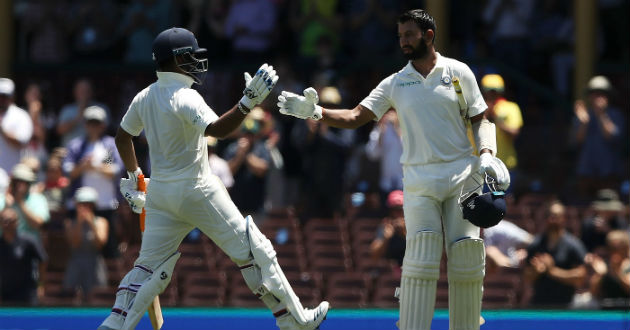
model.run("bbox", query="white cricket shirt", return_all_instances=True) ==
[360,53,487,165]
[120,72,219,182]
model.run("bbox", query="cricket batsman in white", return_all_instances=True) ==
[98,27,328,330]
[277,9,509,330]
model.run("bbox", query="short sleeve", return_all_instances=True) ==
[177,89,219,134]
[360,76,394,121]
[460,66,487,118]
[501,102,524,130]
[120,96,144,136]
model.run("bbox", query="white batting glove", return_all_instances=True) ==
[120,178,145,213]
[239,63,279,110]
[478,153,510,191]
[277,87,323,120]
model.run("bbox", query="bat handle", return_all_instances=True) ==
[138,174,146,232]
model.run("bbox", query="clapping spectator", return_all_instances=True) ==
[0,78,34,173]
[581,189,628,253]
[119,0,172,63]
[62,105,122,258]
[3,164,50,253]
[571,76,625,199]
[224,0,278,62]
[0,208,48,306]
[56,79,112,148]
[370,190,406,268]
[524,200,587,307]
[585,230,630,309]
[62,187,108,300]
[223,107,272,219]
[483,219,533,273]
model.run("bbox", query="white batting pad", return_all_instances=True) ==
[447,238,485,330]
[399,231,443,330]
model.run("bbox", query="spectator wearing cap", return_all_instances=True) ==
[571,76,625,199]
[524,200,587,307]
[480,74,523,176]
[2,164,50,252]
[56,79,112,148]
[581,189,628,253]
[0,78,34,173]
[370,190,406,268]
[0,207,48,305]
[223,107,272,220]
[63,187,108,300]
[62,105,122,258]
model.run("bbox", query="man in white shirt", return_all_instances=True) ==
[98,27,327,330]
[278,9,510,330]
[0,78,33,173]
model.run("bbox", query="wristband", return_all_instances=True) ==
[238,102,250,115]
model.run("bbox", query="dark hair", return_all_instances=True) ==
[398,9,436,43]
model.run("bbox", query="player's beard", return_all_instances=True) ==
[402,40,428,60]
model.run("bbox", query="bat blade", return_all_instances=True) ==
[148,296,163,330]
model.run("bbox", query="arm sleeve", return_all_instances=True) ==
[460,66,487,118]
[120,96,144,136]
[360,76,394,121]
[177,89,219,134]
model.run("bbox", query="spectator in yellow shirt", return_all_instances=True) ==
[481,74,523,171]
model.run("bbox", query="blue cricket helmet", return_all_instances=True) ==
[152,27,208,84]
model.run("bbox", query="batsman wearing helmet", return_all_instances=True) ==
[278,9,509,330]
[98,27,328,330]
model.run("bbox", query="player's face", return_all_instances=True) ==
[398,21,427,60]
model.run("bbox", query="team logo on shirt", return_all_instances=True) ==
[397,80,422,87]
[441,76,452,86]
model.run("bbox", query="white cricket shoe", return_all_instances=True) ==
[276,301,329,330]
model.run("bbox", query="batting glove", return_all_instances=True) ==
[120,178,145,213]
[478,153,510,191]
[239,63,279,110]
[277,87,323,120]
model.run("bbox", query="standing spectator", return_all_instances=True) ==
[480,74,523,176]
[62,105,123,258]
[42,156,70,226]
[13,0,71,63]
[63,187,108,300]
[585,230,630,309]
[69,0,120,60]
[223,108,272,219]
[581,189,628,253]
[118,0,172,63]
[291,86,355,220]
[571,76,625,198]
[344,0,400,59]
[524,200,587,307]
[224,0,278,62]
[22,83,49,167]
[370,190,406,267]
[182,0,230,61]
[483,219,532,272]
[365,108,403,209]
[3,164,50,252]
[56,79,112,148]
[0,78,33,173]
[0,208,47,306]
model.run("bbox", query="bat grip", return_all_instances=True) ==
[137,174,146,232]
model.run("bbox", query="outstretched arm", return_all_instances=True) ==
[320,105,376,129]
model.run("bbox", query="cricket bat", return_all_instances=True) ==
[452,76,468,118]
[137,174,163,330]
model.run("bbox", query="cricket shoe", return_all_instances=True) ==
[276,301,329,330]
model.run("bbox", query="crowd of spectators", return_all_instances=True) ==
[1,0,628,309]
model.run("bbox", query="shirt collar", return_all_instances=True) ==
[156,71,195,88]
[402,52,446,77]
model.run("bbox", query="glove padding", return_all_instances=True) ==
[277,87,323,120]
[478,153,510,191]
[239,63,279,110]
[120,178,150,214]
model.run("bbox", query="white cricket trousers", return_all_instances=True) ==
[402,155,481,244]
[136,175,251,269]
